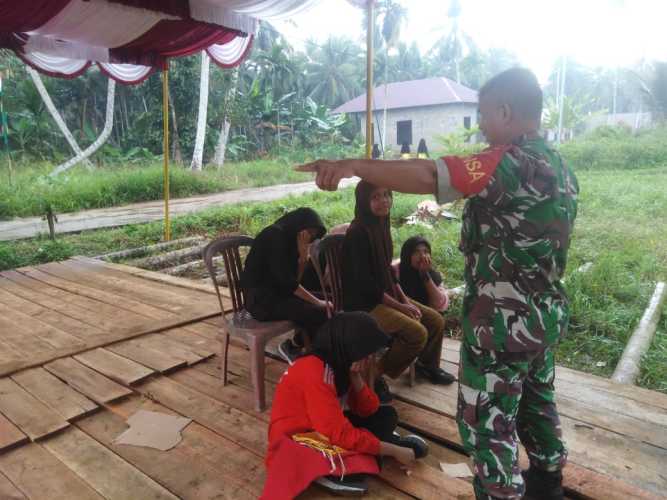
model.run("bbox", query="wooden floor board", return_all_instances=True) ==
[44,357,132,404]
[0,470,26,500]
[107,339,189,373]
[0,442,104,500]
[0,413,28,452]
[74,348,155,386]
[0,378,69,441]
[42,426,179,500]
[11,367,98,422]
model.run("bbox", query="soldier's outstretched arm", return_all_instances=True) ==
[296,147,508,204]
[296,158,437,195]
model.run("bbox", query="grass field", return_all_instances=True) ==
[1,165,665,392]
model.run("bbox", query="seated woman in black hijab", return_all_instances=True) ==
[263,312,428,498]
[395,236,449,313]
[241,207,330,363]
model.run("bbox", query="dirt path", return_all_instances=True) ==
[0,178,357,242]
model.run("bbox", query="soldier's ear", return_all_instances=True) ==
[500,103,512,123]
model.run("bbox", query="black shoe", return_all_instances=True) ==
[415,363,457,385]
[278,338,302,365]
[396,434,429,459]
[522,466,564,500]
[374,376,393,404]
[314,475,368,496]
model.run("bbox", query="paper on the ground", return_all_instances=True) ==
[113,410,192,451]
[440,462,474,478]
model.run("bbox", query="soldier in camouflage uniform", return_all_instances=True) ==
[298,67,578,500]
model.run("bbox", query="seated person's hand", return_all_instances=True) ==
[317,299,333,312]
[400,302,422,320]
[392,445,416,466]
[417,254,432,274]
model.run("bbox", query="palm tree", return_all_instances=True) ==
[428,0,474,83]
[306,37,363,108]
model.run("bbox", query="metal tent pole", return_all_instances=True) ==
[162,63,171,241]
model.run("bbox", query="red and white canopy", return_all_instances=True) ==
[0,0,319,84]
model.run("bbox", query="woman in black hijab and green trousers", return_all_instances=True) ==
[241,208,330,363]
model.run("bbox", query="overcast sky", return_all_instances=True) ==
[273,0,667,83]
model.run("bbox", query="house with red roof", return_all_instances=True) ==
[334,77,479,153]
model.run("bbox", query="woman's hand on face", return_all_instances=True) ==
[417,254,432,273]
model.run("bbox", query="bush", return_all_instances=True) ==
[559,125,667,171]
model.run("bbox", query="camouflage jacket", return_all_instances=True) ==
[438,137,579,351]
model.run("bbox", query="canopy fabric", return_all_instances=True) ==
[0,0,316,84]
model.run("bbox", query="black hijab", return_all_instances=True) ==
[350,180,396,297]
[399,235,442,305]
[273,207,326,240]
[311,312,389,396]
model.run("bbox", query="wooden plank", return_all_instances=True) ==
[74,348,155,386]
[0,470,27,500]
[0,378,69,441]
[0,413,28,452]
[11,367,98,421]
[134,377,268,455]
[134,333,207,365]
[78,396,265,499]
[42,426,179,500]
[0,315,60,359]
[0,287,108,343]
[0,302,87,352]
[55,259,221,313]
[72,255,224,297]
[107,339,188,373]
[0,275,218,376]
[44,358,132,404]
[162,327,219,358]
[0,442,103,500]
[388,372,667,497]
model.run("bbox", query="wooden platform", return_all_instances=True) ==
[0,259,665,499]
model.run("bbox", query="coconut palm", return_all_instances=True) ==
[306,37,363,108]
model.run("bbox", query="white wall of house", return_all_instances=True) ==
[355,102,478,152]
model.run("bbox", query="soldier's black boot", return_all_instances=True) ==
[522,466,564,500]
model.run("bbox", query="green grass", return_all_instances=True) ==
[1,165,666,393]
[0,159,311,220]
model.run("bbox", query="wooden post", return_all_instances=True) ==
[365,0,374,160]
[162,63,171,241]
[611,282,666,384]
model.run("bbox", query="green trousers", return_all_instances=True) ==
[457,342,568,500]
[370,300,445,379]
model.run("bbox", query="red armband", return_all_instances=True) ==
[441,146,509,197]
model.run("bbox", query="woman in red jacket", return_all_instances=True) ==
[262,312,428,498]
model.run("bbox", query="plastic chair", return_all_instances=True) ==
[203,235,296,412]
[309,235,416,387]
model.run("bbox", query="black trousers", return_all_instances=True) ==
[345,405,400,444]
[260,296,328,344]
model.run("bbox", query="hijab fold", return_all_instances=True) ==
[311,312,389,396]
[350,181,396,298]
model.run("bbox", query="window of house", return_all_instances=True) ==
[463,116,471,129]
[396,120,412,146]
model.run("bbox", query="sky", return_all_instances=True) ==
[273,0,667,84]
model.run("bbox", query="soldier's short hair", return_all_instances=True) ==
[479,67,542,122]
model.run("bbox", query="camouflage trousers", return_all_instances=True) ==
[457,342,568,500]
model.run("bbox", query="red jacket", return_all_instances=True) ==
[267,355,381,467]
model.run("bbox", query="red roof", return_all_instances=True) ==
[334,77,478,114]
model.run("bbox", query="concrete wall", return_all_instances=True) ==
[355,102,478,153]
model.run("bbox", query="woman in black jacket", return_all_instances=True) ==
[242,208,330,364]
[342,182,455,402]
